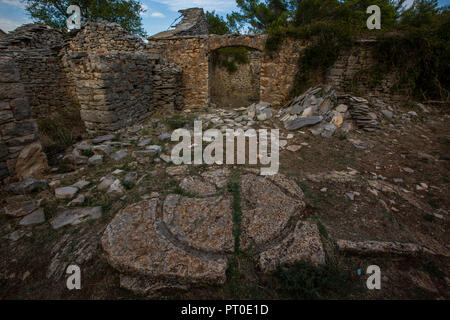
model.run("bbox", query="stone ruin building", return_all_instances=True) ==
[0,7,396,184]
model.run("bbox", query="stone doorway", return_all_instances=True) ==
[208,46,261,109]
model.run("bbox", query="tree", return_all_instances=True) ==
[24,0,147,36]
[206,11,231,35]
[228,0,292,33]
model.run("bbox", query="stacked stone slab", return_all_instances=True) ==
[0,55,47,182]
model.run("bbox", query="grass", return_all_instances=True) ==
[273,261,357,299]
[227,169,242,252]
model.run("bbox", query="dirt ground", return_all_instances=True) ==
[0,101,449,300]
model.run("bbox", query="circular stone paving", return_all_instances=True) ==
[101,168,325,296]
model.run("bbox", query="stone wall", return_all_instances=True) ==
[148,35,305,109]
[0,55,47,182]
[64,21,183,135]
[67,51,182,135]
[209,49,261,108]
[326,40,404,103]
[0,24,77,118]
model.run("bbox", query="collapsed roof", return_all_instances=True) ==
[151,8,209,39]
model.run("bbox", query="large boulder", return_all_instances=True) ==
[15,142,48,179]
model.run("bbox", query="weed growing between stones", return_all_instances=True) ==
[227,168,242,253]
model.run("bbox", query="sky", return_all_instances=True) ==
[0,0,449,35]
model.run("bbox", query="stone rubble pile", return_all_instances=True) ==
[278,86,380,137]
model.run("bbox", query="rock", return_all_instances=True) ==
[110,150,128,161]
[50,207,102,229]
[3,230,30,242]
[166,165,188,176]
[15,142,48,179]
[200,168,230,188]
[5,178,48,194]
[408,111,418,117]
[403,167,414,174]
[336,104,348,113]
[341,121,353,133]
[331,113,344,127]
[101,199,228,295]
[321,123,338,138]
[346,192,355,201]
[284,116,323,131]
[163,194,234,252]
[145,145,162,154]
[120,173,136,186]
[137,138,153,147]
[19,209,45,226]
[92,134,116,144]
[158,133,171,141]
[301,107,313,117]
[98,176,114,190]
[93,144,113,154]
[320,188,328,192]
[55,186,78,199]
[72,180,90,189]
[336,239,433,256]
[88,154,103,165]
[107,179,125,197]
[381,110,393,119]
[160,154,171,163]
[240,174,306,249]
[259,221,325,272]
[179,176,217,196]
[4,199,39,217]
[68,194,86,206]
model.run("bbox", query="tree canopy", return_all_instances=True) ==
[24,0,147,36]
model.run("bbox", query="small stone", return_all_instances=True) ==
[408,111,418,117]
[88,154,103,165]
[68,194,86,206]
[55,186,78,199]
[138,138,153,147]
[286,145,302,152]
[72,180,90,189]
[160,154,171,163]
[98,176,114,190]
[346,192,355,201]
[5,178,48,194]
[320,188,328,193]
[284,116,323,131]
[381,110,393,119]
[92,134,116,144]
[124,172,138,184]
[166,165,188,176]
[19,209,45,226]
[403,167,414,173]
[158,133,171,141]
[107,179,125,197]
[110,150,128,161]
[50,207,102,229]
[145,145,162,154]
[336,104,348,113]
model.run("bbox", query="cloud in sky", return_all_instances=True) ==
[0,17,26,31]
[150,12,165,18]
[1,0,25,8]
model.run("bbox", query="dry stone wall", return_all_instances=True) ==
[0,55,47,182]
[65,21,183,135]
[148,35,306,109]
[209,50,261,108]
[0,24,77,119]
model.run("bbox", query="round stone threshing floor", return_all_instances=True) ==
[101,167,325,296]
